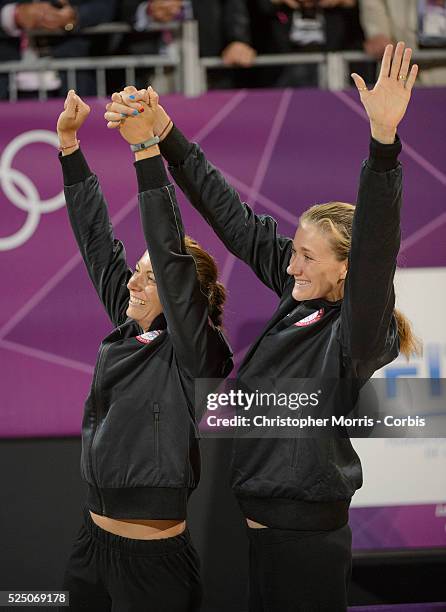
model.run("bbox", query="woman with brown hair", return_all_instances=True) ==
[107,41,420,610]
[56,90,232,611]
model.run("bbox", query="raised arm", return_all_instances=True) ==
[104,87,224,378]
[106,88,292,297]
[57,92,132,328]
[342,43,418,363]
[163,127,292,297]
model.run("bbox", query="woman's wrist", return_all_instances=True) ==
[154,107,173,141]
[58,132,79,156]
[132,129,159,160]
[134,145,160,162]
[158,119,173,142]
[58,130,76,144]
[370,122,396,145]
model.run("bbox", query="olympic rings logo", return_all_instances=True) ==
[0,130,65,251]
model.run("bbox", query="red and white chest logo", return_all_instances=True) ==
[294,308,324,327]
[135,330,163,344]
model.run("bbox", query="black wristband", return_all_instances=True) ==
[134,154,170,193]
[367,134,402,172]
[58,147,91,186]
[159,125,193,166]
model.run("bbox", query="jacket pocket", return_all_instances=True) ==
[153,402,160,466]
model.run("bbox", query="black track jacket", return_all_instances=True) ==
[159,127,402,530]
[59,150,233,520]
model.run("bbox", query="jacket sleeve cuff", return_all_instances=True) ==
[158,125,194,166]
[367,134,402,172]
[58,148,92,185]
[134,154,170,192]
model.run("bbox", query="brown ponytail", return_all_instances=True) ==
[184,236,226,328]
[300,202,422,360]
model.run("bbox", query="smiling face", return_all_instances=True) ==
[287,222,348,303]
[126,251,163,331]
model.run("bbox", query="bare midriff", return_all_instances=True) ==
[246,518,268,529]
[89,511,186,540]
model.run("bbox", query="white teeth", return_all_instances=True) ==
[130,296,146,305]
[295,281,311,286]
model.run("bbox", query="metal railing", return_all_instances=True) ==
[199,48,446,93]
[327,48,446,90]
[1,20,446,99]
[200,52,327,91]
[0,20,199,101]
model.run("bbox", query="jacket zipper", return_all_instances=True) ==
[153,402,160,465]
[90,342,111,515]
[291,438,300,468]
[136,325,162,465]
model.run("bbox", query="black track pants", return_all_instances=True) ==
[247,522,352,612]
[61,506,202,612]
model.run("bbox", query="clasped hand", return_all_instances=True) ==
[103,86,171,146]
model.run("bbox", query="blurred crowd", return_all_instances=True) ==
[1,0,445,98]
